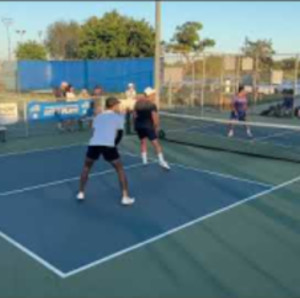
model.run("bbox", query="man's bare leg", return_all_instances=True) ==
[111,159,135,205]
[77,157,94,200]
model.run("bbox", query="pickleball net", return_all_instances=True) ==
[158,111,300,163]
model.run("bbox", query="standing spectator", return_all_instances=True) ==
[125,83,137,100]
[60,81,69,98]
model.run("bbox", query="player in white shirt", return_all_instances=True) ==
[77,97,135,206]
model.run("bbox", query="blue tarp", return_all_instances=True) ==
[18,58,154,93]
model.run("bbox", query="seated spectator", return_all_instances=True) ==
[78,88,91,99]
[66,85,77,101]
[93,85,103,98]
[53,87,64,100]
[282,89,294,110]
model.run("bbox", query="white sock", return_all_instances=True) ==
[158,153,165,163]
[142,152,148,164]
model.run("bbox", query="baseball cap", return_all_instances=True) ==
[144,87,156,96]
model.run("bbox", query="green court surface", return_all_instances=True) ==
[0,130,300,298]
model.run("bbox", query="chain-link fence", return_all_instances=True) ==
[0,60,18,92]
[161,52,300,117]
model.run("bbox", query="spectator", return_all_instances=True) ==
[66,85,77,101]
[60,81,69,98]
[125,83,137,100]
[79,89,91,99]
[53,87,64,100]
[93,85,103,98]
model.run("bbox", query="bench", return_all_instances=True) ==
[0,126,6,142]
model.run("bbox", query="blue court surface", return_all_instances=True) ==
[0,145,272,278]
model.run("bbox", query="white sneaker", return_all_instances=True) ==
[228,129,234,137]
[247,129,253,138]
[159,160,171,170]
[77,192,85,201]
[121,197,135,206]
[142,160,148,166]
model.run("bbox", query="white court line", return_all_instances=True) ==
[0,142,85,158]
[123,151,273,188]
[0,230,66,278]
[253,130,297,142]
[0,162,145,197]
[0,157,298,278]
[62,173,300,279]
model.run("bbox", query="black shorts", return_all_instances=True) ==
[136,127,157,141]
[86,146,120,162]
[230,111,246,121]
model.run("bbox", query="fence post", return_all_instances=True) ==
[168,79,173,108]
[201,52,206,115]
[294,54,299,96]
[219,54,224,111]
[191,58,195,107]
[236,55,241,93]
[84,60,89,90]
[23,98,29,138]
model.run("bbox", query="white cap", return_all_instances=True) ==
[128,83,134,87]
[144,87,156,96]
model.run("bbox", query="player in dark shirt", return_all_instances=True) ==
[133,87,170,170]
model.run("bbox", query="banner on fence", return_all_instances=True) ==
[0,103,19,125]
[27,99,93,121]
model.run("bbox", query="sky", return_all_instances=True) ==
[0,1,300,59]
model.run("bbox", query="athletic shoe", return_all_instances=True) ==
[77,192,85,201]
[228,129,234,137]
[247,129,253,138]
[121,197,135,206]
[159,160,171,170]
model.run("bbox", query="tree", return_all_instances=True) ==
[79,10,155,59]
[242,37,275,67]
[166,21,215,81]
[167,22,215,56]
[45,21,81,59]
[242,38,275,98]
[15,41,47,60]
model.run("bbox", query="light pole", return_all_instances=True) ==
[38,30,43,44]
[1,17,13,60]
[155,1,161,109]
[16,29,26,44]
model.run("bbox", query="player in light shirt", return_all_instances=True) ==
[77,97,135,206]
